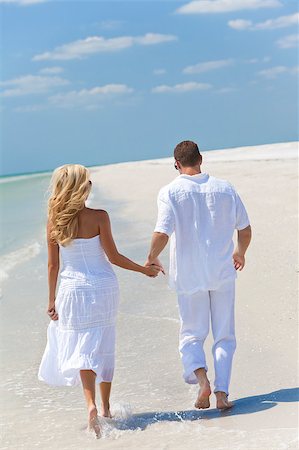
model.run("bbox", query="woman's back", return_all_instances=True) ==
[75,207,102,239]
[59,234,116,281]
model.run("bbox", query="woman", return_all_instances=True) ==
[38,164,160,437]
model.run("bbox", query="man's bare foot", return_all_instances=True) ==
[194,381,212,409]
[215,391,234,410]
[100,402,112,418]
[88,405,101,438]
[194,368,211,409]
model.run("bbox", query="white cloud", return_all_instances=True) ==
[0,74,69,97]
[183,59,233,74]
[176,0,282,15]
[228,13,299,30]
[244,56,271,64]
[48,84,134,109]
[276,33,299,49]
[258,65,298,78]
[39,66,64,75]
[0,0,46,4]
[153,69,167,75]
[228,19,253,30]
[136,33,176,45]
[254,12,299,30]
[152,82,212,93]
[32,33,178,61]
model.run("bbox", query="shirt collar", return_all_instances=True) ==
[179,172,209,181]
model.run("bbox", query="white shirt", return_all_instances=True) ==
[154,173,250,294]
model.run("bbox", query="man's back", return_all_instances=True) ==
[154,172,250,294]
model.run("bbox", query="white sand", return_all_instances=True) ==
[1,142,298,450]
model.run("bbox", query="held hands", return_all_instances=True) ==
[233,251,245,271]
[145,257,165,274]
[47,300,58,321]
[143,264,162,278]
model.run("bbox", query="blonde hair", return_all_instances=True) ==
[48,164,91,246]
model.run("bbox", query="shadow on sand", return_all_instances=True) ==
[113,388,299,432]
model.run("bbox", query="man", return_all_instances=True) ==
[146,140,251,410]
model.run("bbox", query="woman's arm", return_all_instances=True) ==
[98,211,160,277]
[47,221,59,320]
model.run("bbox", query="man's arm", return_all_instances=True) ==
[147,187,174,273]
[233,225,252,271]
[145,232,169,272]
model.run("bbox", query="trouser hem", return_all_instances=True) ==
[183,364,208,384]
[214,387,229,396]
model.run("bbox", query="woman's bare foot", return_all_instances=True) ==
[194,381,212,409]
[215,391,234,410]
[88,405,101,438]
[100,402,112,418]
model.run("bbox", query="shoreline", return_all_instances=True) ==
[1,141,297,183]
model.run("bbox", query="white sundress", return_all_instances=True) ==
[38,235,119,387]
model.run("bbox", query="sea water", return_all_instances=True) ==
[0,175,50,288]
[0,171,297,450]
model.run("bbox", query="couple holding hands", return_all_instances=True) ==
[38,140,251,437]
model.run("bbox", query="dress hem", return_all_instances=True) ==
[38,365,114,387]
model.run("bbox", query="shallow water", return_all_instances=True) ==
[0,170,298,450]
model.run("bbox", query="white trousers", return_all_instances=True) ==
[178,280,236,395]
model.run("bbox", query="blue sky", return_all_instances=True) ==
[0,0,298,176]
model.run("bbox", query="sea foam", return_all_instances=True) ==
[0,241,41,289]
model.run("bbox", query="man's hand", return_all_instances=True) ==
[233,251,245,271]
[234,226,251,271]
[145,257,165,275]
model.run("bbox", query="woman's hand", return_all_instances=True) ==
[143,264,161,278]
[47,301,58,321]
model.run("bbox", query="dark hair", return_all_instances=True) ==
[174,140,201,167]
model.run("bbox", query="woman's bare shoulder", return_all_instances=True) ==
[86,208,110,221]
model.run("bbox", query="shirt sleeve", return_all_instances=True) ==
[234,191,250,230]
[154,190,175,237]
